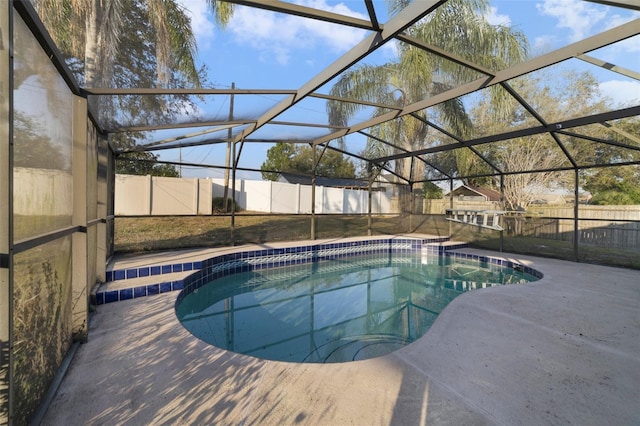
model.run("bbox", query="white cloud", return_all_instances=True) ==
[536,0,607,42]
[602,12,640,56]
[226,0,370,65]
[485,6,511,26]
[534,1,639,71]
[177,0,216,49]
[603,10,640,30]
[614,34,640,55]
[532,35,558,54]
[599,80,640,107]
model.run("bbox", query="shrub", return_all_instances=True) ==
[212,197,241,213]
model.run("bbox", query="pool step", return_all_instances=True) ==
[97,236,466,306]
[423,240,469,254]
[94,271,191,305]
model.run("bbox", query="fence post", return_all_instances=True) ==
[147,175,153,215]
[193,178,198,215]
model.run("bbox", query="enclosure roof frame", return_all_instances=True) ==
[15,0,640,183]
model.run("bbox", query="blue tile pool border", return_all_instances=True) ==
[97,237,543,305]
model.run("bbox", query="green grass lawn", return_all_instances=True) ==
[114,214,444,252]
[115,214,640,270]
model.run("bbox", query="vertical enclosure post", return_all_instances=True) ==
[311,146,316,240]
[95,134,108,283]
[408,158,414,233]
[574,169,580,261]
[409,184,413,233]
[106,145,115,259]
[223,82,235,213]
[231,140,236,245]
[448,179,453,237]
[0,2,12,422]
[71,96,88,342]
[367,179,372,236]
[499,174,504,252]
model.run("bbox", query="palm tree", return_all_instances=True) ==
[35,0,234,88]
[327,0,528,185]
[35,0,235,174]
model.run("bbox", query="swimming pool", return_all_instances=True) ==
[175,239,541,363]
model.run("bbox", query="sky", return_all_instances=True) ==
[165,0,639,179]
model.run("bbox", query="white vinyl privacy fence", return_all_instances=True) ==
[115,175,213,215]
[115,174,392,216]
[212,178,391,214]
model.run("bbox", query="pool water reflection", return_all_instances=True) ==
[176,253,538,363]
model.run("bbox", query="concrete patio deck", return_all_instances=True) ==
[41,241,640,425]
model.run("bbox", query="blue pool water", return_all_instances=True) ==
[176,252,539,363]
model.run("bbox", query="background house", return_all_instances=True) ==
[444,185,502,202]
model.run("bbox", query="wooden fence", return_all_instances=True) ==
[503,216,640,249]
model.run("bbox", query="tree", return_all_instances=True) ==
[585,166,640,205]
[327,0,527,186]
[582,116,640,206]
[261,143,296,181]
[36,0,233,88]
[261,142,356,181]
[115,153,179,177]
[469,69,613,210]
[586,164,640,204]
[579,115,640,205]
[35,0,234,170]
[13,112,69,171]
[422,181,443,199]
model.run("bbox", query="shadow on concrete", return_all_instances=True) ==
[42,253,640,425]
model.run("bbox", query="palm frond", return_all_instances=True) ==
[208,0,235,27]
[327,63,397,128]
[146,0,200,87]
